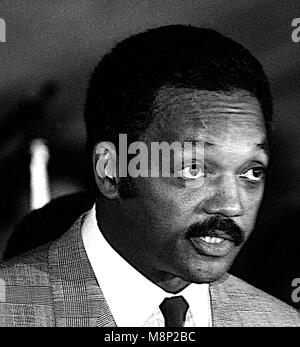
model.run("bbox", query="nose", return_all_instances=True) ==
[203,174,244,218]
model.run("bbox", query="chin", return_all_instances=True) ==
[183,257,234,284]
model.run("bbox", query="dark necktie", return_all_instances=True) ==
[159,296,189,327]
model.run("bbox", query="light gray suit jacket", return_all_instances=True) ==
[0,214,299,327]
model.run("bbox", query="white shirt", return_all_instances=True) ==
[82,205,212,327]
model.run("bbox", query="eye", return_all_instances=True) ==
[179,164,205,180]
[240,167,265,182]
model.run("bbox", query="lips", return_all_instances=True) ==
[198,229,235,242]
[189,230,235,257]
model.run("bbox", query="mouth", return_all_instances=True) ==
[189,232,236,257]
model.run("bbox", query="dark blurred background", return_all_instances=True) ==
[0,1,299,308]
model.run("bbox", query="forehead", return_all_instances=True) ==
[146,87,266,145]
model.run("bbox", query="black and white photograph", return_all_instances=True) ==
[0,0,299,330]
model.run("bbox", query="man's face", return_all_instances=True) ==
[117,88,269,290]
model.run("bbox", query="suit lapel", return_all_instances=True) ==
[48,213,116,327]
[209,274,275,327]
[209,273,244,327]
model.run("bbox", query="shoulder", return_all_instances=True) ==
[0,243,54,326]
[214,274,300,326]
[0,243,53,304]
[0,242,51,285]
[0,210,87,286]
[0,212,91,326]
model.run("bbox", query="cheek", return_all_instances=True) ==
[246,184,264,207]
[137,178,193,231]
[240,186,264,227]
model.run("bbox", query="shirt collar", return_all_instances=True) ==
[82,205,211,327]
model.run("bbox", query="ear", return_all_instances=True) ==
[93,141,118,199]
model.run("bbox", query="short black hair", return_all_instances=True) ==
[84,24,273,153]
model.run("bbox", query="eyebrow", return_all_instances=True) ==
[181,137,270,155]
[255,141,269,156]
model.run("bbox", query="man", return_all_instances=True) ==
[0,25,299,327]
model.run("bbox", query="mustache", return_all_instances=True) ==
[186,216,245,246]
